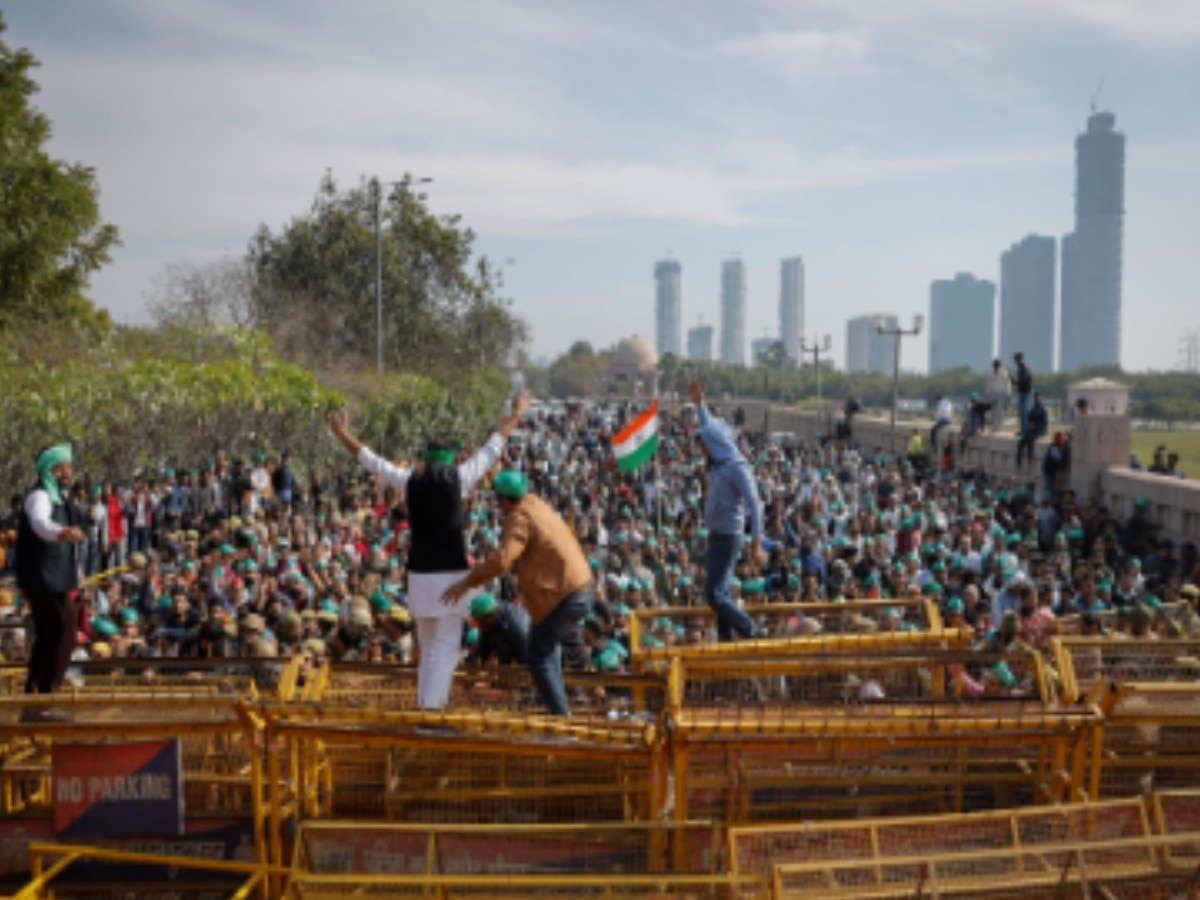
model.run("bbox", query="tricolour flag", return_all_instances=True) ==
[612,401,660,473]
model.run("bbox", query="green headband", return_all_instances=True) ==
[36,444,72,504]
[424,448,456,466]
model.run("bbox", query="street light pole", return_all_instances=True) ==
[874,314,924,457]
[799,334,832,403]
[374,174,433,377]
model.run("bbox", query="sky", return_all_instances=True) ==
[4,0,1200,372]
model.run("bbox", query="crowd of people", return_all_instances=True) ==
[3,382,1199,720]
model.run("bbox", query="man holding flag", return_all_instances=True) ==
[688,381,766,641]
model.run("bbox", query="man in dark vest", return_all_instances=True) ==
[328,390,530,709]
[16,444,86,721]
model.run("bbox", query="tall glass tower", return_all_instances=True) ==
[779,257,804,362]
[654,260,682,358]
[1060,111,1125,372]
[720,259,746,366]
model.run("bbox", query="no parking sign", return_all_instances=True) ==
[52,740,184,838]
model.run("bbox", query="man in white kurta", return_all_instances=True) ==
[328,391,530,709]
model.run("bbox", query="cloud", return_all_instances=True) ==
[1023,0,1200,40]
[718,29,868,83]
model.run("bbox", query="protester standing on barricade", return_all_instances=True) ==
[328,389,530,710]
[440,468,593,716]
[687,380,765,641]
[15,444,86,720]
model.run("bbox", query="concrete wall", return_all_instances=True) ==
[717,399,1053,481]
[1099,469,1200,546]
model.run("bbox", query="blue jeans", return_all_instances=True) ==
[703,532,757,641]
[1018,391,1032,435]
[528,589,591,716]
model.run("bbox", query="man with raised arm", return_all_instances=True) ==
[687,381,766,641]
[328,389,531,710]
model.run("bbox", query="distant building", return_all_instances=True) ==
[929,273,995,374]
[720,259,746,366]
[779,257,804,362]
[750,337,776,367]
[654,260,682,358]
[1060,110,1125,371]
[1000,235,1056,372]
[687,325,713,362]
[846,314,898,375]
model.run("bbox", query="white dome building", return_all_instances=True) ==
[605,336,659,396]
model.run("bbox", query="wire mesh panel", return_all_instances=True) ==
[770,804,1197,899]
[1154,789,1200,867]
[1055,638,1200,800]
[315,663,667,719]
[675,701,1099,826]
[674,648,1049,709]
[264,708,663,829]
[1056,638,1200,703]
[293,821,723,877]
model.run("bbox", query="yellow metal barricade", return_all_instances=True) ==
[1054,637,1200,799]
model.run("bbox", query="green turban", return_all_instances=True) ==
[36,444,73,505]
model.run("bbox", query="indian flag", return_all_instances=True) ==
[613,401,660,473]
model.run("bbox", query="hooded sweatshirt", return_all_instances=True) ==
[697,407,763,539]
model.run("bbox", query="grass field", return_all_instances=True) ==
[1132,429,1200,477]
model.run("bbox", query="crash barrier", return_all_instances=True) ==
[628,599,940,661]
[254,702,664,872]
[0,667,270,897]
[732,793,1200,898]
[1054,637,1200,800]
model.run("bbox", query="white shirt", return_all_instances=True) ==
[357,433,506,499]
[24,489,66,542]
[936,398,953,424]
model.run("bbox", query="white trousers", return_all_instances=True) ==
[415,615,466,710]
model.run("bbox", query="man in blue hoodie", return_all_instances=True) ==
[687,381,766,641]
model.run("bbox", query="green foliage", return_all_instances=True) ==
[0,15,118,333]
[354,368,512,460]
[0,323,342,495]
[244,172,525,380]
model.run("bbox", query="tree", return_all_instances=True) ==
[0,15,118,332]
[146,257,256,329]
[244,172,525,380]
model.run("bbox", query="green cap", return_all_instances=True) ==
[369,591,391,613]
[741,578,765,596]
[466,627,479,646]
[470,593,498,619]
[945,596,965,614]
[119,607,139,625]
[93,617,119,638]
[991,661,1017,689]
[492,470,528,499]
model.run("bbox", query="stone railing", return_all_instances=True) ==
[716,398,1054,481]
[1099,469,1200,545]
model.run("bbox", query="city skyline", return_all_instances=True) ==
[8,1,1199,372]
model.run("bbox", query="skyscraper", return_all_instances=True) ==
[720,259,746,366]
[929,273,995,374]
[779,257,804,362]
[1000,235,1056,372]
[687,324,713,362]
[846,314,897,375]
[654,260,682,358]
[1060,110,1125,371]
